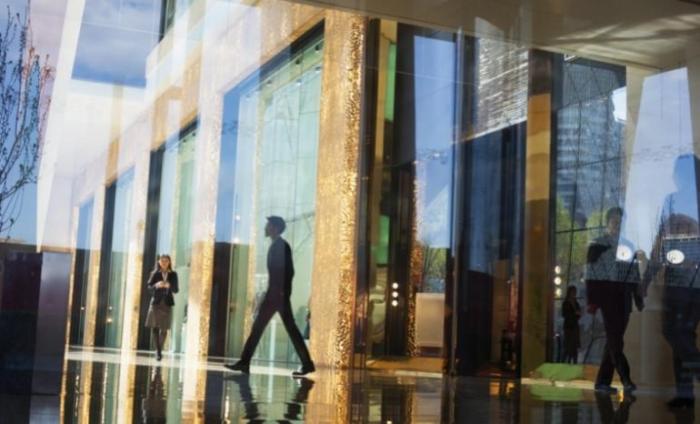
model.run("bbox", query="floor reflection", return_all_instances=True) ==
[221,374,314,422]
[141,367,166,423]
[39,350,699,422]
[594,392,633,423]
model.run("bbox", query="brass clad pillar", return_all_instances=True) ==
[520,49,554,376]
[309,11,367,370]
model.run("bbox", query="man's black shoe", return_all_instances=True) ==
[594,384,618,395]
[292,364,315,377]
[667,397,695,409]
[623,382,637,394]
[225,361,250,374]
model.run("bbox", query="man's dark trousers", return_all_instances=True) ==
[594,283,633,387]
[238,292,313,368]
[663,286,700,399]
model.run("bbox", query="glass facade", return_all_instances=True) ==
[360,23,457,367]
[214,29,324,364]
[552,58,627,364]
[152,126,196,353]
[96,169,135,348]
[2,0,700,421]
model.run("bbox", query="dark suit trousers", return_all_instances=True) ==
[597,298,632,386]
[662,286,700,399]
[239,293,314,368]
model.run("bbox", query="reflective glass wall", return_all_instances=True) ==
[552,58,627,364]
[96,170,135,348]
[212,28,324,364]
[356,21,527,376]
[142,126,198,353]
[357,22,457,371]
[544,61,700,399]
[1,4,700,421]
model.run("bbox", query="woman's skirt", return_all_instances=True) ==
[145,303,172,329]
[564,327,580,355]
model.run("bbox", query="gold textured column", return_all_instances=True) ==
[63,204,80,349]
[310,11,367,369]
[82,83,125,348]
[306,368,352,423]
[407,184,421,356]
[77,361,94,423]
[82,185,106,347]
[520,49,553,377]
[182,45,217,406]
[120,150,150,352]
[117,150,149,424]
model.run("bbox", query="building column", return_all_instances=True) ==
[310,11,367,370]
[520,49,554,377]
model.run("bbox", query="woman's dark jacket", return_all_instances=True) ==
[147,270,179,306]
[562,299,580,330]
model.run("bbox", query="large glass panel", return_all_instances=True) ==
[547,56,700,403]
[452,35,528,377]
[551,57,626,364]
[458,123,525,376]
[154,128,196,354]
[360,22,456,371]
[215,32,323,364]
[99,170,135,348]
[358,22,528,376]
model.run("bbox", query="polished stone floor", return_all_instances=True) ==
[1,349,698,423]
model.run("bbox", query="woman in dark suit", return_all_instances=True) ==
[562,285,581,364]
[145,254,179,361]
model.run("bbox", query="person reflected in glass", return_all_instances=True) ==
[562,285,582,364]
[644,154,700,410]
[145,254,179,361]
[226,216,316,377]
[141,366,166,423]
[586,207,644,395]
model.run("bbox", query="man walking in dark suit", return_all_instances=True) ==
[225,216,316,377]
[585,207,644,396]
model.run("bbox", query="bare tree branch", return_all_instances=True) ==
[0,1,53,238]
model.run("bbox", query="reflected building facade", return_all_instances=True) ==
[2,0,700,421]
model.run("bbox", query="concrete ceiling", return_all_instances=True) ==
[293,0,700,70]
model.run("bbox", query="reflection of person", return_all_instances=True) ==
[283,377,315,421]
[141,367,166,423]
[226,216,315,377]
[562,286,581,364]
[644,154,700,410]
[227,374,260,420]
[594,391,634,423]
[145,254,179,361]
[586,207,643,395]
[226,373,315,422]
